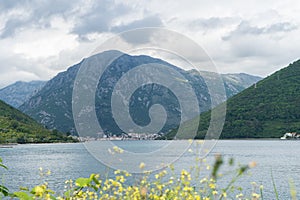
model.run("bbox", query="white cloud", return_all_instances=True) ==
[1,0,300,88]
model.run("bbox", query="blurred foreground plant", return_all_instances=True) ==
[0,158,9,197]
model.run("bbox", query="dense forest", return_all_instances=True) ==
[0,100,76,144]
[167,59,300,139]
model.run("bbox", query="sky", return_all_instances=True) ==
[1,0,300,88]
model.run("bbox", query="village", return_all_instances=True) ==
[72,132,162,142]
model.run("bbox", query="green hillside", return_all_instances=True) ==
[167,59,300,139]
[0,100,76,144]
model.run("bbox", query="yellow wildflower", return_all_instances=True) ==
[209,183,216,189]
[252,193,260,199]
[139,162,146,169]
[222,192,227,197]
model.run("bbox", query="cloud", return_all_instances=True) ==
[0,0,81,38]
[118,29,156,45]
[218,20,298,62]
[188,17,238,30]
[223,21,297,40]
[111,15,163,32]
[111,16,163,45]
[71,2,163,42]
[0,0,136,88]
[0,52,48,88]
[71,0,131,39]
[267,22,297,33]
[0,0,25,11]
[1,18,25,38]
[1,0,300,88]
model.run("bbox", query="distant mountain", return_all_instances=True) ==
[0,100,76,144]
[192,71,262,98]
[0,81,46,108]
[20,50,261,135]
[222,72,262,96]
[168,59,300,139]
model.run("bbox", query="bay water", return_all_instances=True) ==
[1,140,299,199]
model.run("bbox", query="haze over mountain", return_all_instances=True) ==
[19,50,261,135]
[168,59,300,139]
[0,81,46,108]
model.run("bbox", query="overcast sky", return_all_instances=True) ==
[1,0,300,88]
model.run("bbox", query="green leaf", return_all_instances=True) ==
[271,170,279,200]
[19,187,29,191]
[89,173,95,180]
[14,191,34,200]
[64,189,72,198]
[92,176,100,185]
[0,163,7,170]
[46,189,55,194]
[75,178,91,187]
[0,185,9,196]
[92,185,98,191]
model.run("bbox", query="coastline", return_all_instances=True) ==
[0,143,17,148]
[0,138,288,147]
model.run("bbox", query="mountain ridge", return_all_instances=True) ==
[19,50,262,135]
[0,80,46,108]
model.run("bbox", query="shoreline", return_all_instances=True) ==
[0,143,17,148]
[0,138,286,146]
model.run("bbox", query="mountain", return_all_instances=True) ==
[19,50,261,135]
[194,71,261,98]
[0,81,46,108]
[221,73,262,96]
[168,59,300,139]
[0,100,76,143]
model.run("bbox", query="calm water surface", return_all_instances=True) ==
[0,140,299,199]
